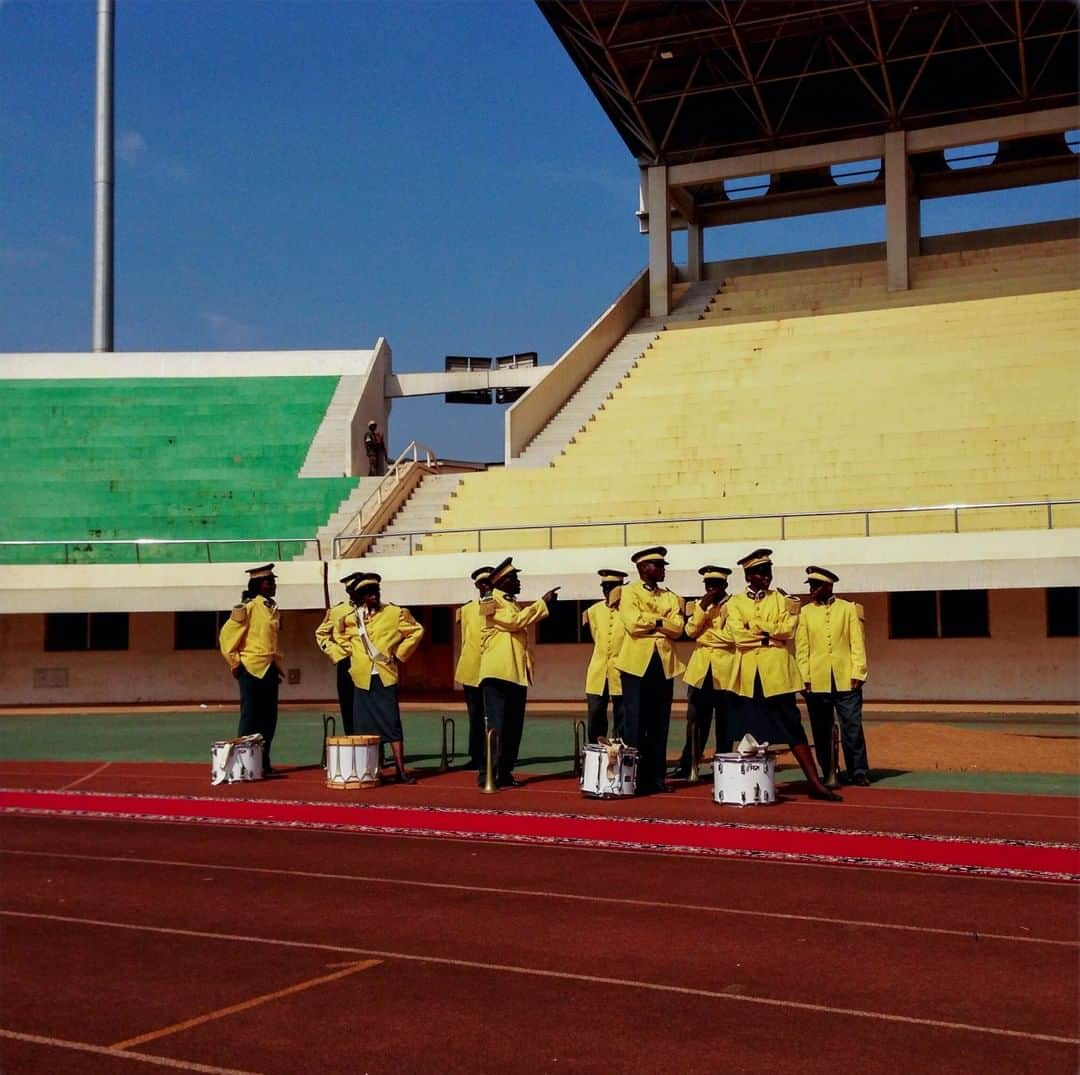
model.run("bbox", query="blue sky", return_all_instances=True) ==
[2,0,1076,461]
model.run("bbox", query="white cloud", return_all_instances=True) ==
[117,129,147,165]
[117,128,190,181]
[201,312,261,350]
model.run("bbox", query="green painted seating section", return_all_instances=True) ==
[0,378,358,564]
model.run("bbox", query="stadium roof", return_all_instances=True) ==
[539,1,1080,165]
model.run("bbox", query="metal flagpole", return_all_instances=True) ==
[92,0,115,352]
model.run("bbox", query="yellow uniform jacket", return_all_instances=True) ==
[218,595,282,679]
[726,590,803,698]
[683,597,736,691]
[795,598,868,693]
[454,600,490,688]
[478,591,549,687]
[583,599,626,697]
[614,581,685,680]
[345,603,424,691]
[314,601,355,664]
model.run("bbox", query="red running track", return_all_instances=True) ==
[1,812,1077,1075]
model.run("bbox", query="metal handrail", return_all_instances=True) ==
[332,440,437,552]
[0,536,321,564]
[3,497,1074,565]
[337,497,1078,556]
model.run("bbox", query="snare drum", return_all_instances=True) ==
[580,741,638,798]
[712,752,776,807]
[211,734,264,785]
[325,735,382,790]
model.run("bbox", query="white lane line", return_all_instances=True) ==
[0,1027,261,1074]
[2,910,1077,1047]
[3,848,1075,948]
[59,762,113,791]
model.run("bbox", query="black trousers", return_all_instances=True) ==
[586,685,624,743]
[807,682,869,778]
[463,684,485,768]
[676,670,732,772]
[620,653,674,792]
[237,664,279,767]
[335,657,355,736]
[481,678,527,784]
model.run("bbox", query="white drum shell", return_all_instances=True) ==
[580,743,638,798]
[712,753,776,807]
[325,738,381,790]
[210,737,264,785]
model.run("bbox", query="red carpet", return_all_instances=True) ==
[2,787,1077,881]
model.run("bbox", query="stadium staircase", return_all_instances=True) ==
[511,280,720,467]
[363,472,467,556]
[0,376,361,565]
[414,237,1079,554]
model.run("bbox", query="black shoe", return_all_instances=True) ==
[669,767,690,780]
[809,786,843,802]
[395,771,417,785]
[654,782,675,794]
[852,773,871,787]
[499,777,526,789]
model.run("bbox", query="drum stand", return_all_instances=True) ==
[439,715,457,771]
[320,714,336,766]
[572,719,586,777]
[687,719,701,784]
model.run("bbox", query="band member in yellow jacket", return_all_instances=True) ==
[795,566,870,786]
[314,572,365,735]
[478,557,557,788]
[672,565,735,779]
[219,563,284,775]
[455,565,495,769]
[614,546,685,795]
[583,569,628,742]
[727,549,841,802]
[346,573,424,784]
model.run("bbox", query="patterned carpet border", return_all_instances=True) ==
[3,785,1073,850]
[2,788,1077,883]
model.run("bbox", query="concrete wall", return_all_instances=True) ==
[1,588,1075,706]
[349,337,393,477]
[3,528,1078,615]
[0,349,376,379]
[0,610,336,706]
[505,269,648,460]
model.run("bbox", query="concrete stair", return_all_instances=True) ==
[510,281,719,468]
[299,375,367,477]
[365,472,466,556]
[294,476,382,560]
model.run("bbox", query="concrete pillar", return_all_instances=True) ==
[885,131,915,292]
[647,164,671,318]
[686,220,704,283]
[908,184,922,259]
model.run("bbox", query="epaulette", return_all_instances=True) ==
[229,603,249,624]
[855,601,866,621]
[784,593,802,615]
